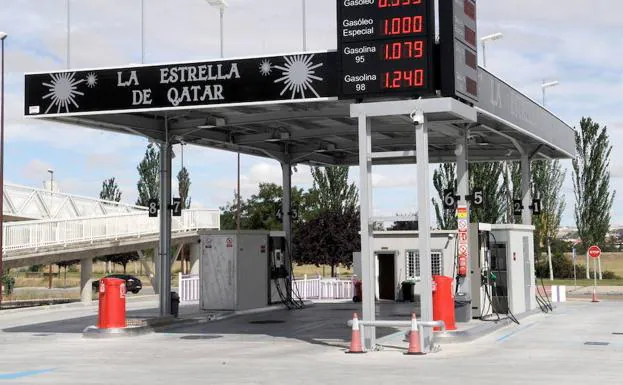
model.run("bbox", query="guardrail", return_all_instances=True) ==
[347,318,446,354]
[3,209,220,252]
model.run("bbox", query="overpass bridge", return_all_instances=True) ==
[3,183,146,221]
[1,184,221,302]
[2,208,220,269]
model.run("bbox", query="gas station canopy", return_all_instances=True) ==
[24,51,575,165]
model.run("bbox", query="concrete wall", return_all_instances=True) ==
[354,231,457,300]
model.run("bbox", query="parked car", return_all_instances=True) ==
[92,274,142,294]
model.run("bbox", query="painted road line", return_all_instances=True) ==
[496,323,535,343]
[0,368,55,380]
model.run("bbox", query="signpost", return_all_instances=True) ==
[572,246,577,288]
[456,205,469,277]
[588,245,601,303]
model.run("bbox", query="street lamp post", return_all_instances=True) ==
[47,169,54,289]
[0,32,7,306]
[206,0,239,231]
[206,0,227,58]
[302,0,307,51]
[141,0,145,63]
[480,32,503,68]
[541,80,559,107]
[66,0,71,68]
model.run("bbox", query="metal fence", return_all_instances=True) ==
[3,209,220,252]
[177,273,355,303]
[178,273,200,302]
[292,275,354,300]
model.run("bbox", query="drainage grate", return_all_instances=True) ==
[584,341,610,346]
[612,333,623,335]
[32,333,52,337]
[180,335,221,340]
[249,320,285,325]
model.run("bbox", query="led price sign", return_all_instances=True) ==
[337,0,436,99]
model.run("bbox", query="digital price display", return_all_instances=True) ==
[439,0,479,104]
[337,0,436,99]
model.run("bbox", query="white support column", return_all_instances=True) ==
[456,131,470,295]
[189,242,200,275]
[414,110,434,353]
[520,154,532,225]
[159,123,173,317]
[150,248,159,294]
[281,160,293,301]
[80,258,93,303]
[137,249,157,290]
[358,114,375,350]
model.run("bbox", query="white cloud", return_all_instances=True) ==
[21,159,54,181]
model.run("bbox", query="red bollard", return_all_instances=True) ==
[432,275,456,331]
[97,277,126,329]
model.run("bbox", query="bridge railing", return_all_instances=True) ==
[3,209,220,252]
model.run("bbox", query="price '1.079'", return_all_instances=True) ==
[383,40,424,60]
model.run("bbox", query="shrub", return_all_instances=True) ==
[2,274,15,295]
[602,270,621,279]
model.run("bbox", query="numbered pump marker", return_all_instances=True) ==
[171,197,182,217]
[442,188,483,209]
[148,198,159,217]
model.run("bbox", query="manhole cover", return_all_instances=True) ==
[584,341,610,346]
[180,335,221,340]
[249,320,285,325]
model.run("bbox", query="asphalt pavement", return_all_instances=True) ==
[1,297,622,384]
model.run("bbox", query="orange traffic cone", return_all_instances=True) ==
[346,313,365,354]
[591,287,600,303]
[404,313,423,355]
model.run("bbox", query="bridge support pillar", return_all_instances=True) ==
[189,242,200,275]
[80,258,93,303]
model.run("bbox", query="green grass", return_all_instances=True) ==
[544,279,623,287]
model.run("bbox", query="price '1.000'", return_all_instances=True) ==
[383,16,423,36]
[383,69,424,89]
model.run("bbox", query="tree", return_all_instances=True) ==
[293,207,360,277]
[502,161,522,223]
[100,177,122,202]
[219,183,311,230]
[532,159,566,280]
[432,163,457,230]
[55,259,80,286]
[573,117,616,249]
[308,166,358,214]
[109,252,140,274]
[177,166,191,209]
[136,145,160,206]
[470,162,506,223]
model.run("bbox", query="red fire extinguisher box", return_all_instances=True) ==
[98,277,126,329]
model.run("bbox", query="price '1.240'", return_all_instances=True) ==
[383,69,424,89]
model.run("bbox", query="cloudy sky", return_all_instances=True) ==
[1,0,622,227]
